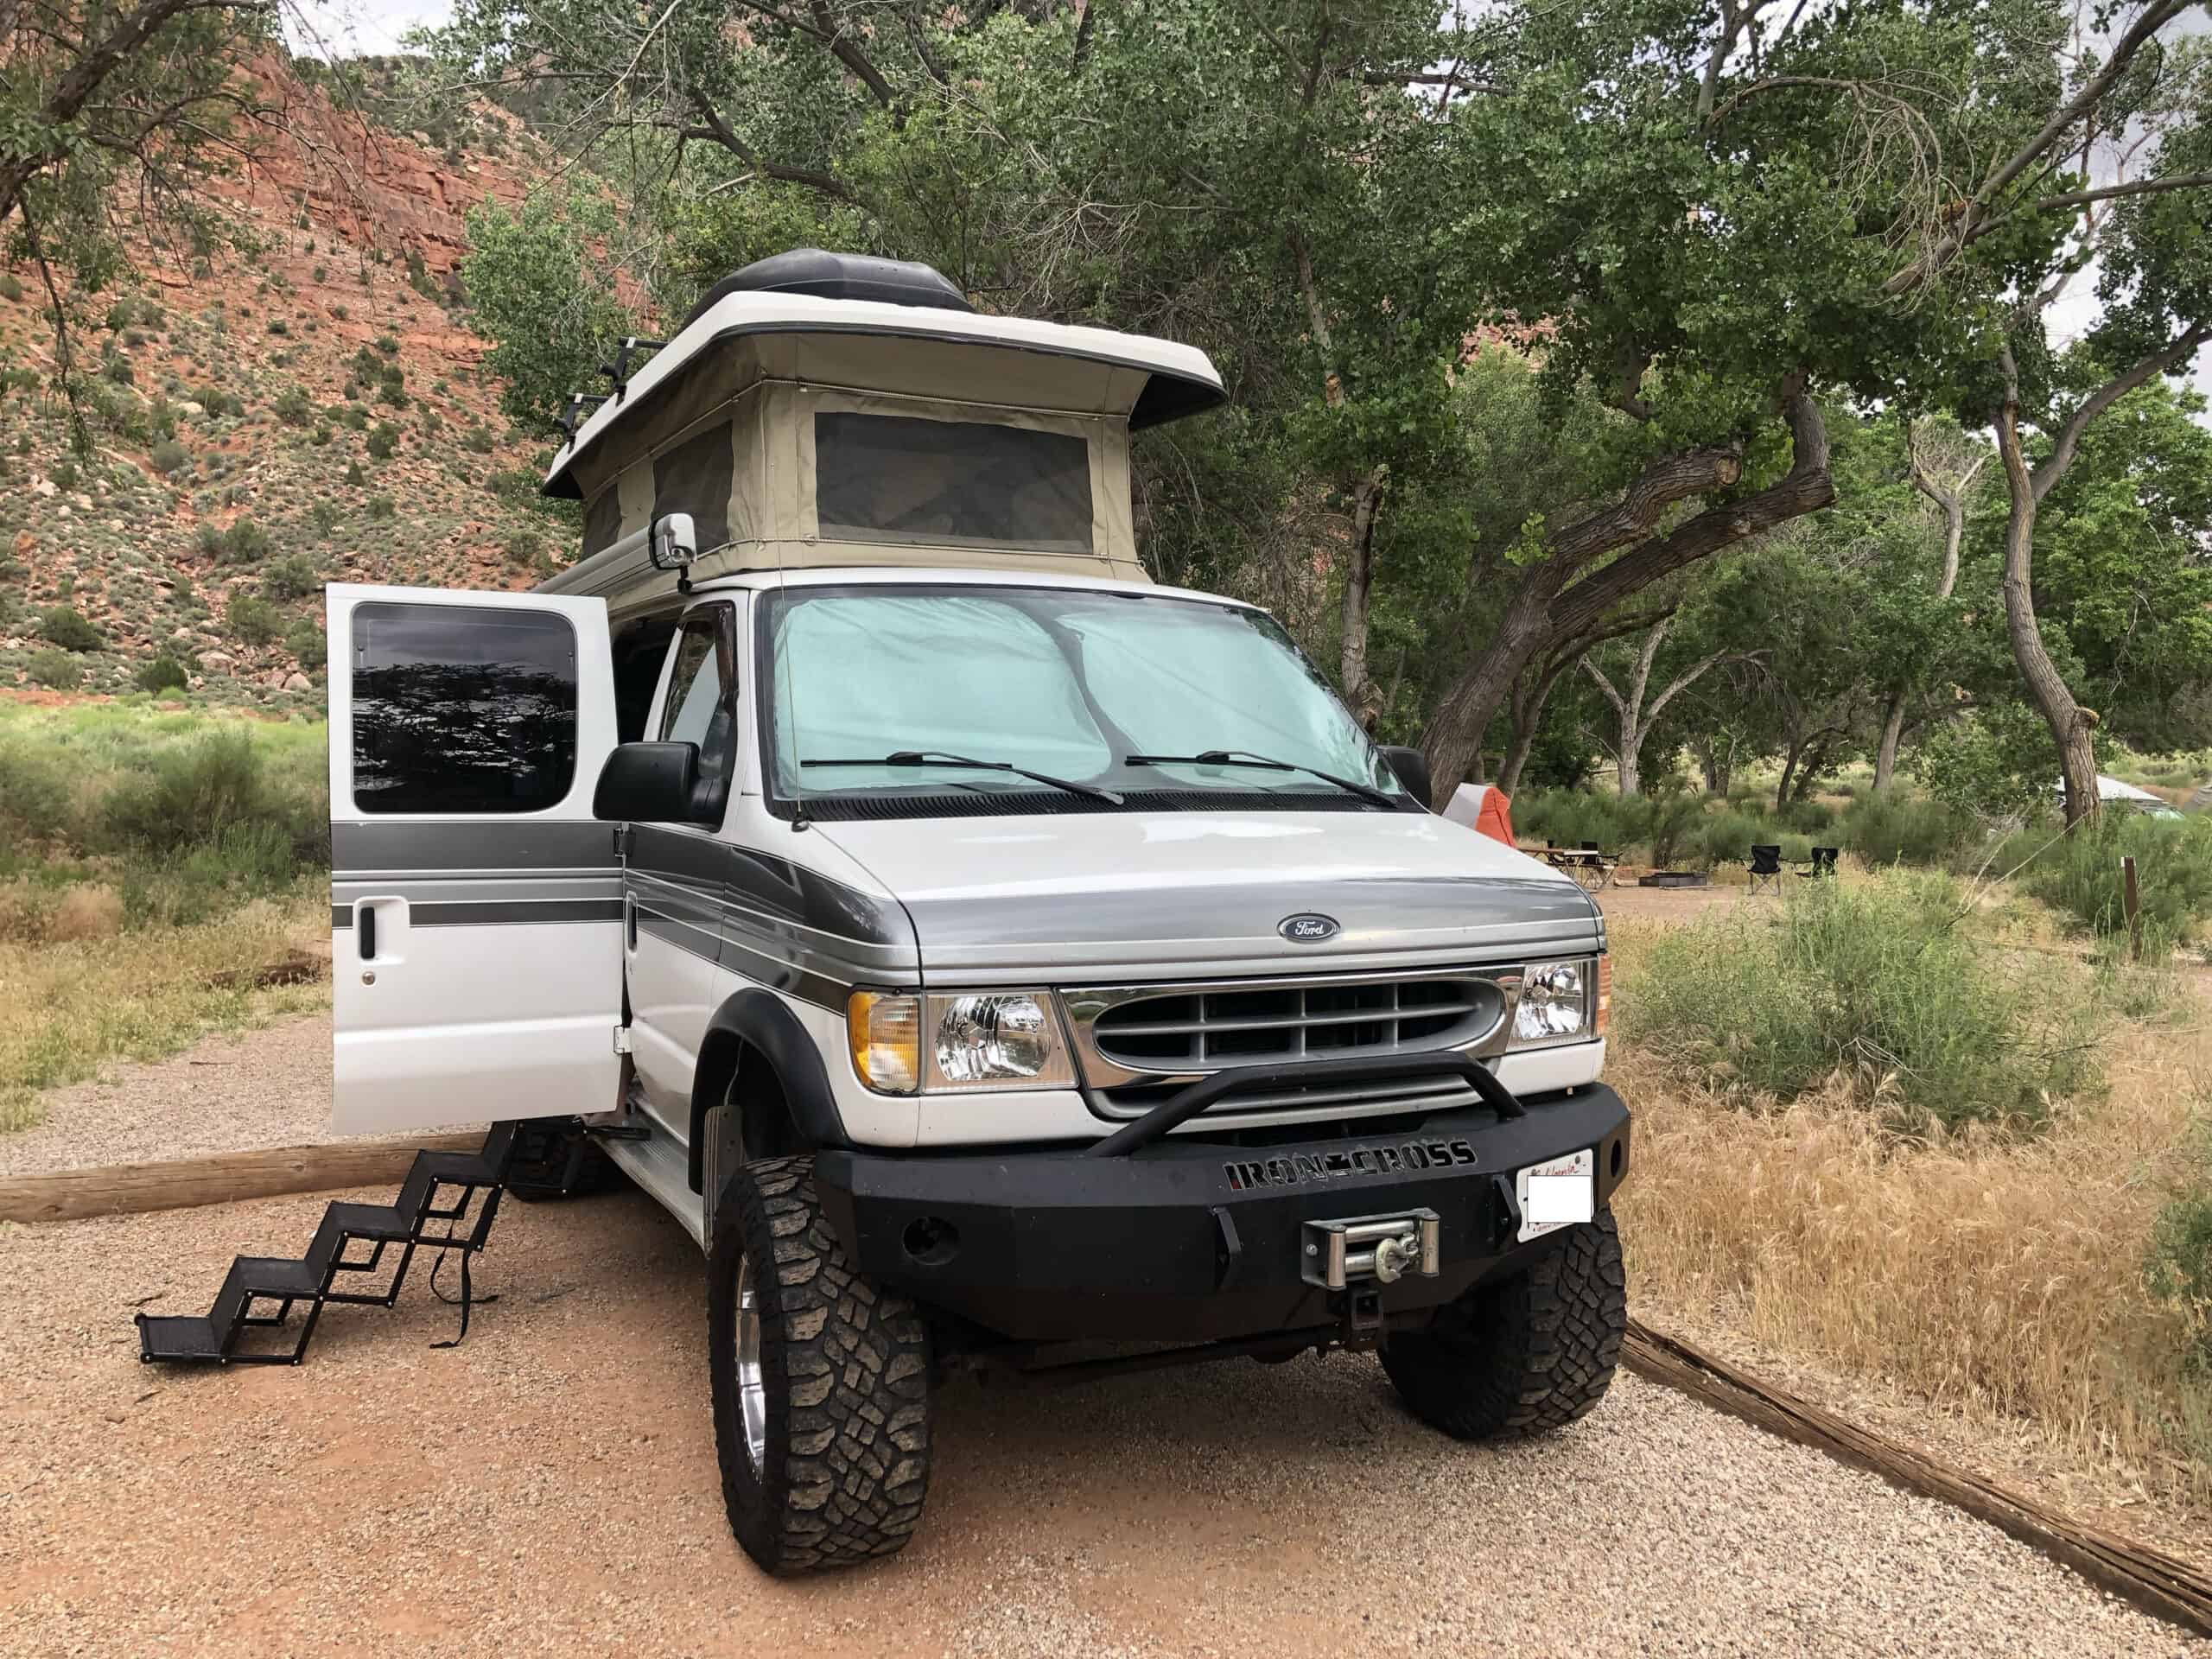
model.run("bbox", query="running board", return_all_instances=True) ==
[598,1110,704,1248]
[136,1122,532,1365]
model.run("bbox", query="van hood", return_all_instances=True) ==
[810,810,1602,979]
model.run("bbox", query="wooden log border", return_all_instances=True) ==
[0,1133,486,1225]
[4,1144,2209,1635]
[1624,1321,2212,1637]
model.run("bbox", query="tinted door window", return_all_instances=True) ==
[658,607,738,795]
[352,602,578,814]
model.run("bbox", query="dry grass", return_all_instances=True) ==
[0,886,329,1131]
[1610,912,2212,1506]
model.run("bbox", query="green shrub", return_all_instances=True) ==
[365,493,395,521]
[375,333,399,356]
[262,554,320,601]
[38,606,103,651]
[273,385,313,426]
[150,438,189,474]
[462,423,495,454]
[1840,791,1981,870]
[365,422,398,460]
[0,272,22,302]
[213,518,272,564]
[285,619,327,671]
[2024,813,2212,947]
[1624,871,2102,1132]
[503,528,545,568]
[1694,809,1764,869]
[227,593,281,645]
[344,461,366,486]
[0,734,77,843]
[26,650,82,690]
[193,386,245,418]
[134,655,190,694]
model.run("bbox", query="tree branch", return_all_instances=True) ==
[1550,381,1832,639]
[2029,320,2212,502]
[2024,170,2212,215]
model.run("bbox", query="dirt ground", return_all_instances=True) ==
[0,1185,2192,1658]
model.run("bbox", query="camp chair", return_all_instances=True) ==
[1576,840,1622,891]
[1796,845,1840,879]
[1746,844,1783,896]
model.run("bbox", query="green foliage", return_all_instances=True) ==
[133,656,189,694]
[461,190,632,437]
[272,385,314,427]
[207,518,271,565]
[38,607,103,651]
[149,438,188,474]
[1840,793,1984,871]
[344,461,366,486]
[26,650,82,690]
[1625,873,2102,1132]
[226,593,280,645]
[502,528,544,567]
[2024,814,2212,947]
[0,273,22,302]
[365,494,396,520]
[365,422,398,460]
[284,619,327,671]
[261,555,319,601]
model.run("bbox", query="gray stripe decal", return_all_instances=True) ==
[333,875,624,906]
[414,899,625,926]
[333,819,618,874]
[330,899,622,928]
[634,906,853,1011]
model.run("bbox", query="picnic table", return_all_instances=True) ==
[1539,844,1621,891]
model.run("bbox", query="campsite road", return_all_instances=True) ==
[0,1184,2190,1657]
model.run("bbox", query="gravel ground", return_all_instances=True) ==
[0,1014,448,1178]
[0,1186,2192,1658]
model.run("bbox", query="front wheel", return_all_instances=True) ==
[706,1154,934,1575]
[1382,1206,1627,1440]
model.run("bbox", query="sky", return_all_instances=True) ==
[284,0,453,59]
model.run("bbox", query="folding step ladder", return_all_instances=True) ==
[137,1121,548,1366]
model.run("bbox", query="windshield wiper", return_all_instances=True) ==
[1122,749,1397,809]
[804,751,1125,805]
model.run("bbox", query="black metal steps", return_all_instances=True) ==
[137,1122,521,1367]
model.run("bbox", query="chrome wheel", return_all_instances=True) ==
[734,1255,768,1472]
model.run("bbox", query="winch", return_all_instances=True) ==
[1300,1210,1441,1292]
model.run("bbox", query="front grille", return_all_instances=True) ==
[1084,973,1505,1074]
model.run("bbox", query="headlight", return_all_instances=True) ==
[846,988,1075,1094]
[1511,958,1597,1047]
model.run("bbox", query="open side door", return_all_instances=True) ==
[327,583,623,1135]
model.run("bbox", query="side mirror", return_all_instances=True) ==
[594,741,715,824]
[1379,745,1433,810]
[648,512,697,571]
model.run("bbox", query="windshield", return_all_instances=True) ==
[762,585,1407,810]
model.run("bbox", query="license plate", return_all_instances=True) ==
[1516,1148,1594,1243]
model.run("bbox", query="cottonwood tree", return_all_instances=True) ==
[1979,17,2212,823]
[1414,0,2212,804]
[1578,611,1744,798]
[1866,419,1989,791]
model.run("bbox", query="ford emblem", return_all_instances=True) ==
[1279,912,1341,943]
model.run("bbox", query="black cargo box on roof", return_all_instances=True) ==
[683,249,974,327]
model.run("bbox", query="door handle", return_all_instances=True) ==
[357,901,378,963]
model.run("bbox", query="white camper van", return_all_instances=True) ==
[144,251,1631,1577]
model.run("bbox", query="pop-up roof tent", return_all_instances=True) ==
[538,249,1226,617]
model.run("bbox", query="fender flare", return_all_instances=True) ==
[688,988,850,1192]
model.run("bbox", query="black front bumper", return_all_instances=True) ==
[813,1078,1630,1344]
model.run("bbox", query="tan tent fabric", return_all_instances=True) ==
[577,370,1147,586]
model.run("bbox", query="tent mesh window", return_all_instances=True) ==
[814,412,1091,552]
[654,421,734,553]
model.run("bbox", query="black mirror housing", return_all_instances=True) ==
[594,741,713,824]
[1379,745,1433,810]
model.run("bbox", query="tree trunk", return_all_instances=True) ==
[1872,696,1907,792]
[1419,385,1831,805]
[1995,358,2101,826]
[1336,467,1389,730]
[1499,652,1577,797]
